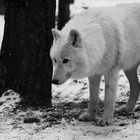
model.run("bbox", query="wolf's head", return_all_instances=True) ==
[50,28,89,85]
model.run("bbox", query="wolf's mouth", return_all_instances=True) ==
[57,72,72,85]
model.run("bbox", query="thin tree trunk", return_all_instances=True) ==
[0,0,55,107]
[58,0,74,30]
[0,0,4,14]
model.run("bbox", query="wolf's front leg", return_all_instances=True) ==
[79,74,101,121]
[98,69,119,126]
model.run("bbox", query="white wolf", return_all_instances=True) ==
[50,3,140,126]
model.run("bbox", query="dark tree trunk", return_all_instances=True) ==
[0,0,4,14]
[58,0,74,30]
[0,0,56,107]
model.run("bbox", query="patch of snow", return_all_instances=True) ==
[70,0,140,16]
[0,90,20,113]
[75,0,140,7]
[52,79,89,103]
[0,15,4,48]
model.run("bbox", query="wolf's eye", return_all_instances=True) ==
[63,59,69,64]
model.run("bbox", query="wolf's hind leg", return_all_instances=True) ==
[119,66,140,113]
[79,74,101,121]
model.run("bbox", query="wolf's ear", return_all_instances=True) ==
[51,28,60,42]
[69,29,81,47]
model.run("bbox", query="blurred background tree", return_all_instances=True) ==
[58,0,74,30]
[0,0,4,15]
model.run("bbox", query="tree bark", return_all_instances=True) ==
[58,0,74,30]
[0,0,55,107]
[0,0,4,14]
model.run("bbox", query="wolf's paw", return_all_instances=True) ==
[96,117,113,126]
[78,112,96,122]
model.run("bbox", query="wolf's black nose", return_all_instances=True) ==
[51,79,59,85]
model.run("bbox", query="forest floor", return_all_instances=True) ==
[0,71,139,140]
[0,6,140,139]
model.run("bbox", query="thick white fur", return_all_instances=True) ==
[62,4,140,73]
[50,3,140,125]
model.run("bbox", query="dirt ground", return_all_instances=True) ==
[0,70,139,140]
